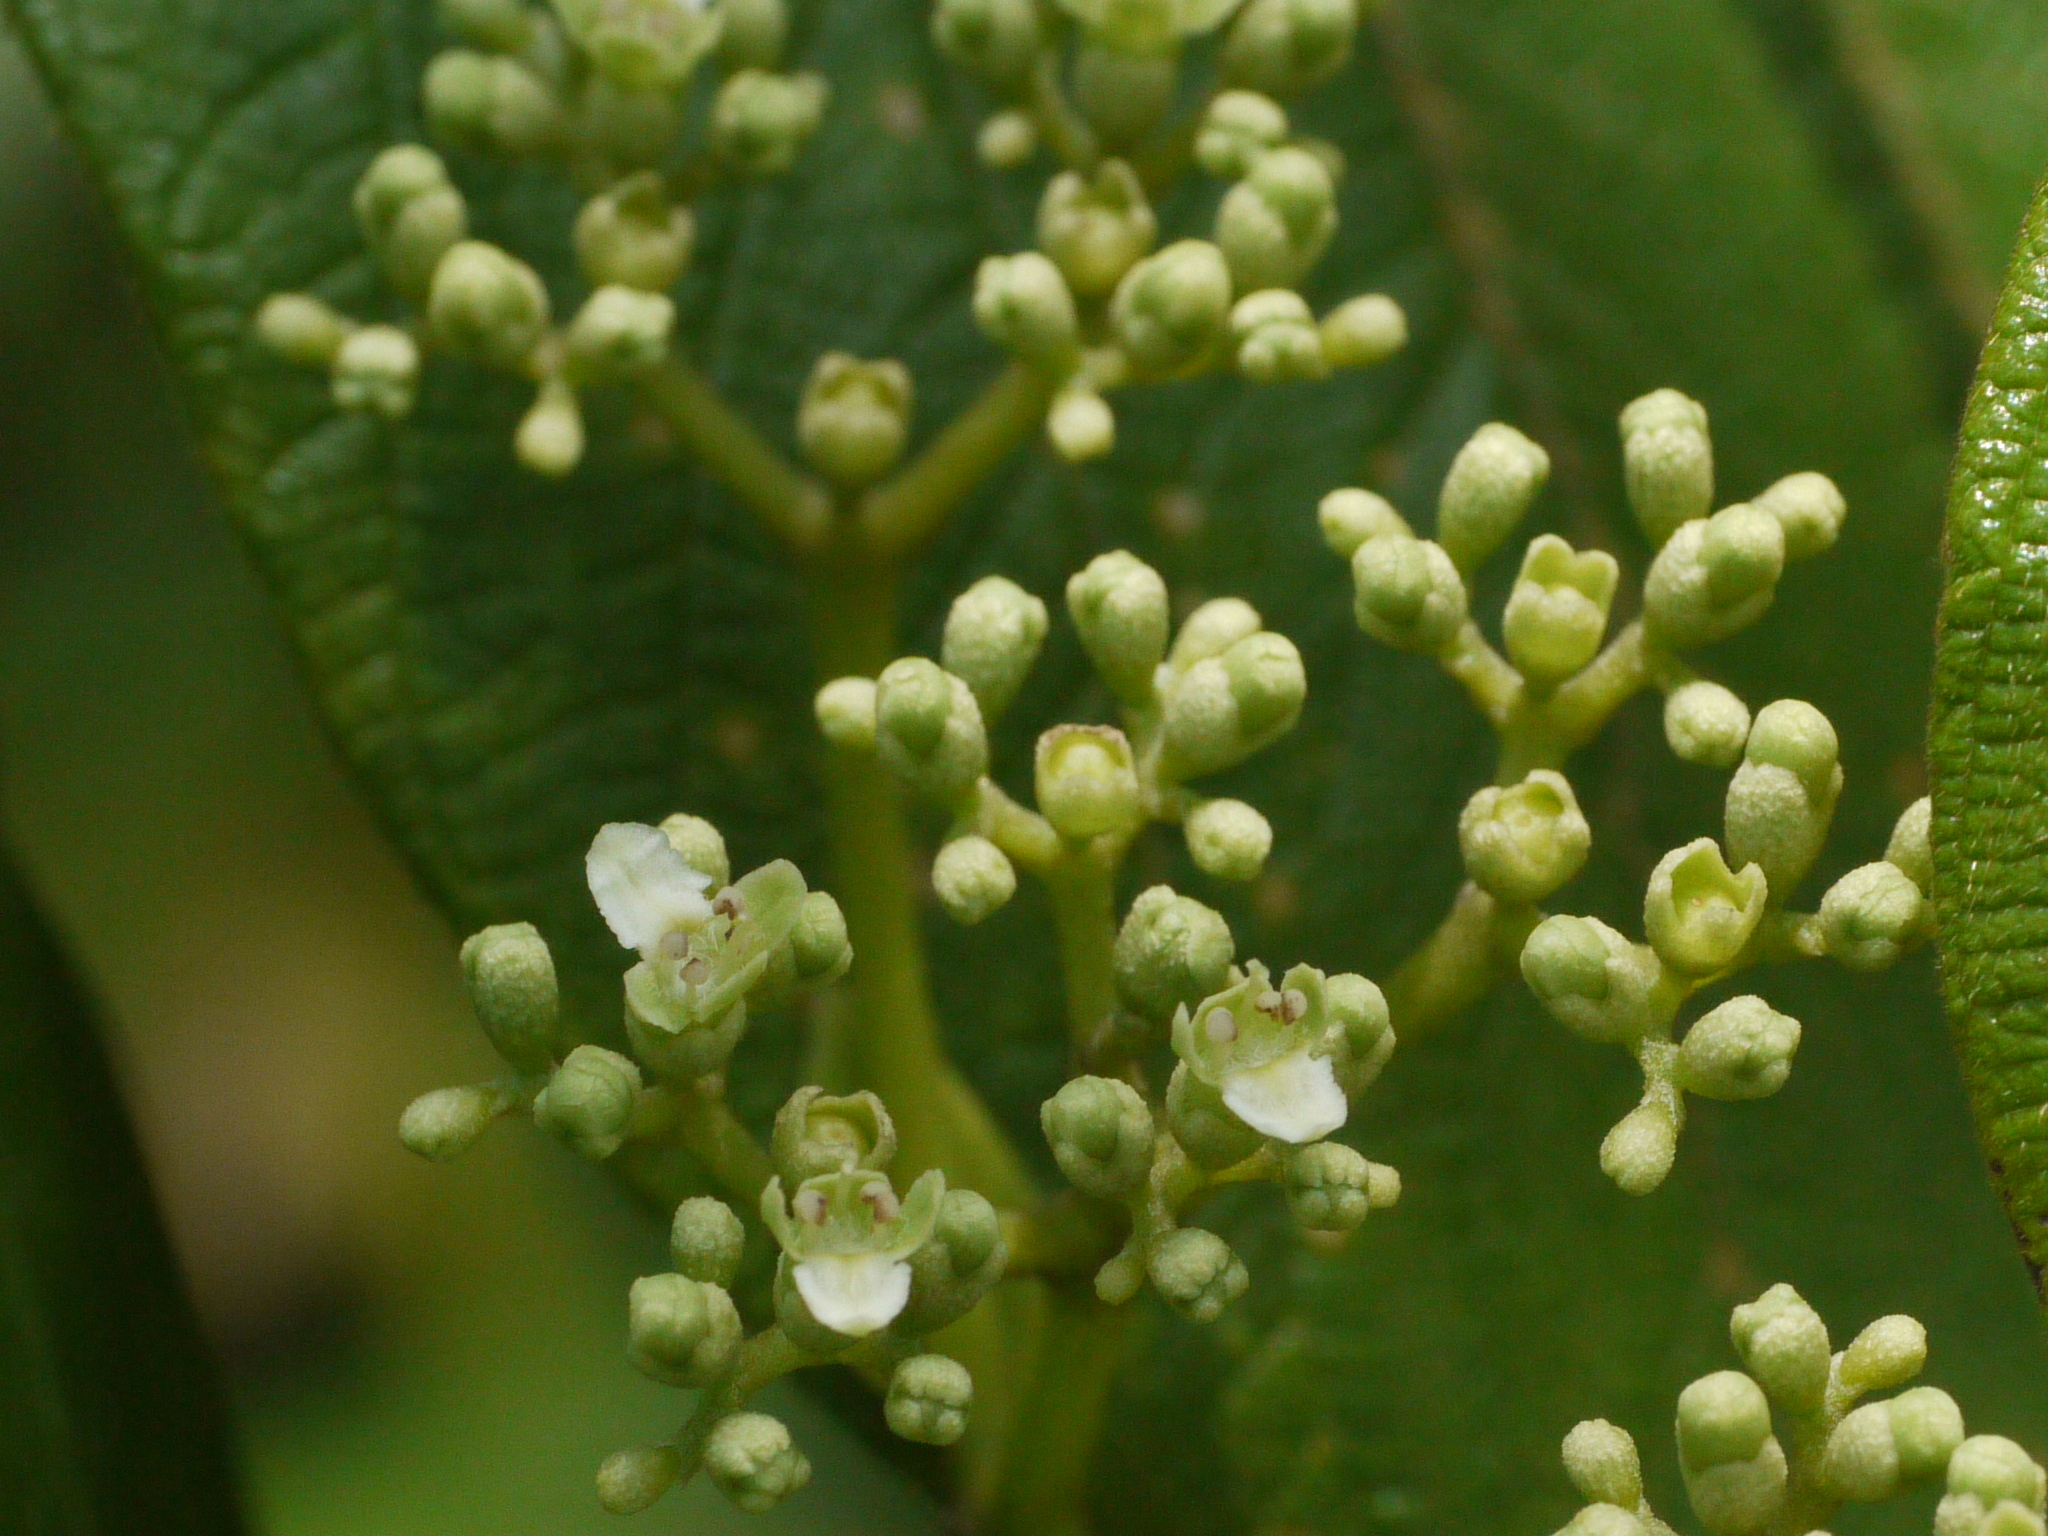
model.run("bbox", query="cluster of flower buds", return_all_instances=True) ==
[1051,944,1400,1320]
[398,812,851,1166]
[1548,1284,2044,1536]
[254,0,825,477]
[597,1084,1005,1516]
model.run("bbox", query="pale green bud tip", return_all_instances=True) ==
[353,144,464,295]
[887,1355,974,1446]
[399,1084,503,1161]
[713,69,829,177]
[427,239,550,369]
[1523,915,1613,1006]
[1665,681,1751,769]
[1186,798,1272,881]
[423,49,562,156]
[1644,839,1767,977]
[932,835,1016,925]
[875,661,987,800]
[1196,90,1289,179]
[1753,471,1846,563]
[704,1413,812,1513]
[1437,422,1550,572]
[563,285,675,384]
[1822,1401,1905,1502]
[516,378,585,478]
[1558,1506,1648,1536]
[876,657,952,755]
[974,252,1079,372]
[1888,796,1933,891]
[1221,0,1358,98]
[1115,885,1237,1022]
[791,891,851,981]
[460,921,560,1071]
[1503,536,1619,688]
[331,326,421,420]
[1889,1387,1964,1483]
[1283,1141,1375,1232]
[1351,534,1467,655]
[1318,487,1410,559]
[1678,1371,1773,1470]
[627,1272,742,1386]
[1111,239,1234,377]
[1048,388,1116,462]
[932,0,1043,87]
[1458,770,1591,904]
[670,1196,747,1287]
[1949,1437,2048,1511]
[1601,1100,1679,1194]
[1731,1284,1831,1411]
[1231,289,1328,385]
[256,293,350,368]
[1563,1420,1643,1509]
[1215,146,1337,292]
[1746,698,1839,790]
[536,1044,642,1159]
[1319,293,1406,370]
[655,812,730,886]
[1620,387,1713,547]
[815,677,879,752]
[1037,724,1143,841]
[799,352,913,487]
[1038,160,1158,298]
[1645,503,1786,650]
[977,109,1038,169]
[596,1446,683,1515]
[1837,1313,1928,1392]
[943,575,1049,721]
[1677,995,1799,1101]
[575,174,694,293]
[1170,596,1263,667]
[1067,550,1170,702]
[1043,1075,1155,1198]
[1819,861,1925,971]
[1162,629,1305,780]
[1148,1227,1249,1322]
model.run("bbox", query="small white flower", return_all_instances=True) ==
[1220,1049,1347,1143]
[791,1252,914,1337]
[587,821,713,960]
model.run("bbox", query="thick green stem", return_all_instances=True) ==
[670,1326,809,1477]
[1384,882,1539,1045]
[989,1287,1130,1536]
[639,357,833,555]
[1045,849,1121,1054]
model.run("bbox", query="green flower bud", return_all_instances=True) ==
[427,239,551,369]
[534,1044,642,1158]
[423,49,565,156]
[1753,470,1846,563]
[1071,41,1176,151]
[352,144,467,299]
[1037,725,1144,841]
[1819,861,1925,971]
[977,109,1038,168]
[1318,292,1407,371]
[1215,146,1336,293]
[1169,596,1262,667]
[1324,970,1393,1095]
[1458,770,1591,904]
[1730,1283,1830,1413]
[596,1445,682,1515]
[654,811,729,885]
[798,352,913,487]
[974,252,1080,374]
[1724,699,1842,897]
[1620,388,1712,548]
[330,325,421,419]
[1686,1442,1789,1536]
[716,0,789,68]
[516,376,585,478]
[773,1087,897,1183]
[1521,914,1663,1047]
[1887,796,1933,892]
[1678,1371,1773,1471]
[399,1083,509,1161]
[704,1413,811,1513]
[942,576,1049,722]
[1644,503,1787,652]
[1067,550,1171,704]
[1039,160,1159,299]
[932,0,1043,87]
[875,658,989,801]
[932,835,1017,925]
[1043,1075,1155,1197]
[563,284,674,383]
[1185,797,1272,881]
[1664,681,1752,769]
[1148,1227,1248,1322]
[887,1354,973,1446]
[1437,423,1550,574]
[815,676,878,752]
[1231,288,1328,384]
[1644,839,1768,977]
[1838,1313,1928,1396]
[1219,0,1357,98]
[670,1195,747,1287]
[712,69,828,177]
[1949,1437,2048,1511]
[460,921,561,1072]
[1676,995,1800,1101]
[1557,1506,1648,1536]
[1890,1386,1967,1484]
[1110,239,1234,378]
[1048,386,1117,462]
[1115,885,1236,1023]
[790,891,851,981]
[1600,1099,1679,1195]
[1317,487,1410,559]
[256,293,351,368]
[1352,533,1468,654]
[1160,631,1306,780]
[551,0,722,89]
[1282,1140,1374,1232]
[1503,536,1620,688]
[1166,1060,1265,1169]
[896,1186,1008,1336]
[575,172,695,292]
[1197,90,1289,178]
[1563,1420,1643,1509]
[627,1271,742,1386]
[438,0,542,53]
[1821,1400,1903,1502]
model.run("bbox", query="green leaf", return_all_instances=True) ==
[10,0,2048,1530]
[0,839,247,1532]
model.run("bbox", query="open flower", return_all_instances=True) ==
[761,1168,945,1337]
[1171,960,1347,1143]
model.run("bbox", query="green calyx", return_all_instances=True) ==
[771,1087,898,1184]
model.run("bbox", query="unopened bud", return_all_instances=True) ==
[516,376,585,477]
[1231,288,1328,384]
[1887,796,1933,892]
[1563,1420,1643,1509]
[875,659,987,799]
[815,676,878,752]
[932,835,1016,924]
[1169,597,1262,666]
[1818,861,1925,971]
[535,1044,642,1159]
[1219,0,1358,98]
[1072,40,1176,149]
[1437,422,1550,574]
[791,891,852,981]
[256,293,351,368]
[1317,487,1409,559]
[798,352,912,486]
[596,1446,682,1515]
[1620,388,1712,548]
[717,0,789,69]
[713,69,828,176]
[1458,770,1591,904]
[670,1196,747,1287]
[563,284,674,383]
[1351,533,1467,654]
[1197,90,1289,179]
[773,1087,897,1182]
[1730,1283,1830,1412]
[977,109,1038,168]
[1840,1313,1928,1396]
[575,173,695,292]
[886,1355,973,1446]
[1215,146,1335,292]
[1644,839,1767,977]
[627,1272,742,1386]
[704,1413,811,1513]
[1319,292,1407,370]
[1325,971,1393,1093]
[399,1083,507,1161]
[1282,1141,1374,1232]
[1558,1505,1647,1536]
[1067,550,1170,703]
[1503,536,1619,687]
[1948,1437,2048,1511]
[1043,1075,1155,1197]
[1114,885,1236,1023]
[423,49,564,156]
[932,0,1043,87]
[1676,995,1800,1101]
[1110,239,1234,378]
[553,0,723,89]
[460,921,561,1072]
[1664,681,1752,769]
[428,239,550,369]
[1048,386,1116,462]
[1039,160,1158,299]
[353,144,467,298]
[943,576,1049,721]
[1724,699,1841,897]
[1037,725,1143,841]
[331,325,421,419]
[1678,1371,1773,1471]
[1521,914,1663,1047]
[974,251,1080,373]
[1644,503,1786,651]
[1822,1401,1902,1502]
[1185,797,1272,881]
[1600,1099,1679,1195]
[1889,1386,1966,1484]
[1147,1226,1248,1322]
[653,812,728,885]
[1160,630,1305,780]
[1753,471,1846,563]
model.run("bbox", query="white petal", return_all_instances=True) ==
[586,822,712,954]
[1220,1050,1348,1143]
[792,1253,913,1337]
